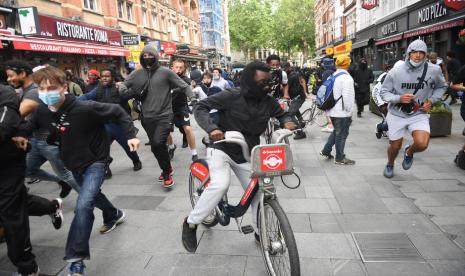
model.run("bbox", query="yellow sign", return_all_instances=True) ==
[333,41,352,56]
[126,42,144,63]
[325,47,334,55]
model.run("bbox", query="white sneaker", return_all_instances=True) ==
[321,126,334,133]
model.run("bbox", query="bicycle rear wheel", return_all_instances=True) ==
[188,173,218,227]
[258,198,300,276]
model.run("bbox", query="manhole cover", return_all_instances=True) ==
[112,195,165,210]
[352,232,425,263]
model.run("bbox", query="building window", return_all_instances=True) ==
[152,13,158,29]
[83,0,98,11]
[117,0,124,18]
[142,9,147,26]
[126,2,133,21]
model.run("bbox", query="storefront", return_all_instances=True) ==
[375,13,408,70]
[352,26,376,68]
[0,10,128,78]
[405,0,465,63]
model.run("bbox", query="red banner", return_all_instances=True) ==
[404,19,465,38]
[362,0,378,10]
[444,0,465,11]
[12,38,129,56]
[375,34,403,46]
[37,15,122,47]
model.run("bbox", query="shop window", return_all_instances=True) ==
[83,0,98,11]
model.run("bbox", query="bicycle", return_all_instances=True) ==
[189,129,301,276]
[300,96,328,128]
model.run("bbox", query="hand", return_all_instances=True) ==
[12,136,28,151]
[209,129,224,141]
[284,121,297,130]
[399,94,415,103]
[283,94,290,100]
[421,99,432,112]
[127,138,140,152]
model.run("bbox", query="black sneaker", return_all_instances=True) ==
[50,198,63,230]
[335,158,356,165]
[133,161,142,171]
[375,124,382,139]
[99,209,126,234]
[192,154,199,162]
[293,131,307,140]
[319,151,334,159]
[58,181,72,198]
[254,232,260,245]
[168,145,177,160]
[182,217,197,253]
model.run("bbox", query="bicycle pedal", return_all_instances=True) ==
[241,225,254,234]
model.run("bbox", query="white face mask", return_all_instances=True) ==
[409,59,424,68]
[213,74,220,80]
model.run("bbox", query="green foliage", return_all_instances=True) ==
[429,102,452,114]
[228,0,315,60]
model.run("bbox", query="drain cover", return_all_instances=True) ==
[352,232,424,263]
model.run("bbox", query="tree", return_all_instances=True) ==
[271,0,315,62]
[228,0,273,60]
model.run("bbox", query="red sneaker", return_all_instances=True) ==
[158,168,174,182]
[163,172,175,188]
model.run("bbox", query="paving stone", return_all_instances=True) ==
[84,249,152,275]
[309,214,343,233]
[294,233,359,259]
[196,230,261,256]
[286,213,312,233]
[381,198,421,214]
[408,233,465,260]
[279,198,334,214]
[305,186,335,198]
[111,195,166,210]
[141,254,181,276]
[335,214,403,233]
[365,262,436,276]
[369,183,405,198]
[167,254,247,276]
[428,260,465,276]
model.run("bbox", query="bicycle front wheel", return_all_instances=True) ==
[188,172,218,227]
[258,198,300,276]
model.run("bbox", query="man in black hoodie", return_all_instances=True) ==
[181,61,296,253]
[30,66,139,275]
[120,45,193,188]
[351,58,374,117]
[0,84,39,275]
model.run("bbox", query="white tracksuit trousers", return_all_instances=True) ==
[187,148,260,229]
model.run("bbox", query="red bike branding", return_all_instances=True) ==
[240,178,258,205]
[261,147,286,171]
[191,162,209,182]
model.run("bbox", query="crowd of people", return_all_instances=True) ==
[1,39,465,275]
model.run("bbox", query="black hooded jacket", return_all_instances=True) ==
[194,85,292,163]
[0,84,24,164]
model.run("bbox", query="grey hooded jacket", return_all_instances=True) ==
[380,39,447,118]
[120,45,193,119]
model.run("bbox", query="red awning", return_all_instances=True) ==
[375,34,403,46]
[1,35,129,57]
[404,19,465,39]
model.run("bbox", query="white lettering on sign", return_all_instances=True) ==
[56,21,109,43]
[381,21,397,36]
[418,2,447,24]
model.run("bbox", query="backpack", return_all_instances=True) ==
[316,72,346,111]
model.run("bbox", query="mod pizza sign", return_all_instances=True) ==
[361,0,378,10]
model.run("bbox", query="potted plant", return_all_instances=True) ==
[429,102,452,137]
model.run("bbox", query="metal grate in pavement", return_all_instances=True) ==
[111,195,165,210]
[352,232,425,263]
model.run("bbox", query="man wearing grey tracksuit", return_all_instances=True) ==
[380,39,447,178]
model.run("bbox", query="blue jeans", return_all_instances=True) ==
[26,138,78,188]
[64,162,118,261]
[105,123,140,163]
[322,117,352,160]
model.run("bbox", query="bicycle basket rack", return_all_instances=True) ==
[250,144,294,177]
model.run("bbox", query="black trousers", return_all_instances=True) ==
[0,158,37,274]
[27,194,54,216]
[141,114,174,172]
[288,97,305,128]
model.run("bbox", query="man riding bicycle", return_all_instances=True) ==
[182,61,296,253]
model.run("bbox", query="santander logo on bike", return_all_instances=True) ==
[261,147,286,171]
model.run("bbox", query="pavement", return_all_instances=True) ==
[1,100,465,276]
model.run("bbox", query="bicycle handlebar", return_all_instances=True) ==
[213,131,251,162]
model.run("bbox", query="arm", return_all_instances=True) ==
[19,99,39,118]
[90,101,136,139]
[74,83,83,96]
[0,98,21,143]
[430,68,448,104]
[270,99,294,128]
[342,77,355,112]
[169,71,194,99]
[440,63,449,83]
[77,88,97,101]
[193,91,230,134]
[380,71,401,104]
[368,70,374,83]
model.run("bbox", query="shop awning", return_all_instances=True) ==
[1,35,129,57]
[352,39,369,50]
[404,18,465,39]
[375,34,403,46]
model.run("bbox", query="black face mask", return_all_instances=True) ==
[204,81,211,87]
[143,57,157,68]
[360,62,368,70]
[249,80,271,99]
